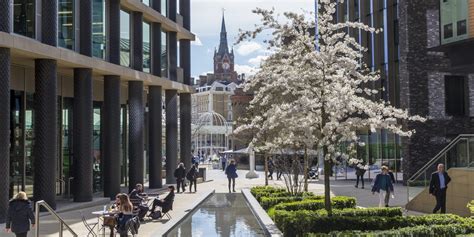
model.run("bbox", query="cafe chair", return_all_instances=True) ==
[80,211,98,237]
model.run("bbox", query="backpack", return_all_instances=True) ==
[150,211,162,220]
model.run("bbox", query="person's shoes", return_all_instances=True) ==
[355,185,358,188]
[361,186,364,189]
[385,205,389,207]
[233,189,236,192]
[229,190,231,193]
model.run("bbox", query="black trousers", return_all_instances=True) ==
[433,188,447,214]
[228,177,235,192]
[189,179,197,192]
[268,169,274,179]
[176,178,185,193]
[15,233,27,237]
[277,171,282,180]
[151,199,165,213]
[356,174,364,187]
[222,162,226,171]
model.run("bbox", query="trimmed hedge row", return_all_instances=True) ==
[260,195,325,210]
[274,196,356,211]
[274,212,469,236]
[313,207,403,218]
[305,223,474,237]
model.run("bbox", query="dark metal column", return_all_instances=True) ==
[103,76,121,199]
[41,0,58,46]
[180,40,191,85]
[107,0,120,64]
[165,90,178,184]
[180,93,192,169]
[179,0,190,30]
[0,0,11,224]
[169,0,177,21]
[0,48,10,223]
[34,59,58,209]
[148,86,163,188]
[128,81,144,191]
[79,0,92,56]
[73,68,93,202]
[169,32,177,82]
[151,0,161,12]
[131,12,143,71]
[151,22,162,77]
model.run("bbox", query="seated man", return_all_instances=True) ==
[129,183,149,221]
[150,186,175,214]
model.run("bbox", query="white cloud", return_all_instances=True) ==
[248,55,269,66]
[234,64,258,76]
[236,41,262,56]
[192,36,203,46]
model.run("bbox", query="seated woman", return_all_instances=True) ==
[150,186,175,214]
[112,193,134,237]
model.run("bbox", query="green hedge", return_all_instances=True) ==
[250,186,286,196]
[260,195,325,210]
[274,196,356,211]
[314,207,403,218]
[274,212,469,236]
[306,223,474,237]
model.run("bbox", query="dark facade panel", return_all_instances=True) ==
[151,23,162,77]
[180,39,191,85]
[180,0,190,30]
[79,0,92,56]
[0,0,11,33]
[33,59,58,209]
[180,93,192,170]
[131,12,144,71]
[103,76,121,199]
[148,86,163,188]
[73,68,93,202]
[41,0,58,46]
[165,89,178,184]
[107,0,121,64]
[169,32,177,82]
[0,48,10,223]
[128,81,144,191]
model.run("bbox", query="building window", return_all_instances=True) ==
[443,24,453,39]
[13,0,35,38]
[143,21,151,73]
[120,10,131,67]
[161,0,168,17]
[142,0,149,6]
[92,0,106,59]
[58,0,75,50]
[161,31,168,77]
[457,20,467,36]
[445,75,466,116]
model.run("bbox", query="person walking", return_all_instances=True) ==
[355,164,366,189]
[174,163,186,193]
[225,159,238,193]
[5,192,35,237]
[221,156,227,171]
[372,166,394,207]
[429,163,451,214]
[267,158,274,180]
[187,164,198,193]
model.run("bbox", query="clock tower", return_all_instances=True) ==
[213,12,238,82]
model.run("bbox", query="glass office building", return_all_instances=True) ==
[0,0,194,223]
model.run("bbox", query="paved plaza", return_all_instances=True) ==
[0,167,425,237]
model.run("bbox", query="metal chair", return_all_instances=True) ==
[80,211,98,237]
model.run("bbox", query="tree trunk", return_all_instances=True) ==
[293,155,299,195]
[264,153,269,186]
[323,146,333,216]
[304,147,309,192]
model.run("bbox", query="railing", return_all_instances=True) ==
[406,134,474,203]
[35,200,78,237]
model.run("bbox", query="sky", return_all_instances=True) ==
[190,0,314,79]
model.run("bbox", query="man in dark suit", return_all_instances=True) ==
[429,164,451,214]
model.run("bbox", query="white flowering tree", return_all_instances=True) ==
[235,0,425,215]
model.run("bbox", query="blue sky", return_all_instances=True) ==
[190,0,313,79]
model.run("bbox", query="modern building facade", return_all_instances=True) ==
[336,0,474,181]
[0,0,194,223]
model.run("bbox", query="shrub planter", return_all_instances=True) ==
[242,188,283,237]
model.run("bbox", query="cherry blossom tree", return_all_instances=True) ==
[235,0,425,215]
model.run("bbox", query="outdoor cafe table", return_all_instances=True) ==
[91,210,115,237]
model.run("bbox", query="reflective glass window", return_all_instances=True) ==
[142,0,149,6]
[120,10,131,67]
[92,0,106,59]
[13,0,35,38]
[161,0,168,17]
[58,0,75,50]
[143,22,151,73]
[161,31,168,77]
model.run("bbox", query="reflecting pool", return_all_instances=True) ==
[167,193,266,237]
